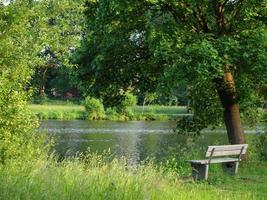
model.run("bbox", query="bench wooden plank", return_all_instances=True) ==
[206,144,248,151]
[205,150,247,157]
[205,144,248,157]
[188,157,239,164]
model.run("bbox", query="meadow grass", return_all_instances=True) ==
[132,105,190,120]
[132,105,188,115]
[0,154,265,200]
[28,103,189,121]
[29,104,86,120]
[1,133,266,199]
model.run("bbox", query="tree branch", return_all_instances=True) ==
[228,0,245,31]
[193,5,210,33]
[212,0,227,35]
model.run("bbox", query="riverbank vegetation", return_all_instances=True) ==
[28,102,189,121]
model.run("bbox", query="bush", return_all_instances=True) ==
[84,97,105,120]
[118,92,137,117]
[121,92,137,109]
[0,78,47,164]
[106,107,120,120]
[124,107,135,120]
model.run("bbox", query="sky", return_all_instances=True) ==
[2,0,10,6]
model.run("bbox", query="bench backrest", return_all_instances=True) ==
[205,144,248,158]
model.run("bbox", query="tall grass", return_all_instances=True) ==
[0,154,264,200]
[1,133,267,199]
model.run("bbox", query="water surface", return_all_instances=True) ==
[39,120,264,165]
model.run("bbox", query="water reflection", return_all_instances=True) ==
[39,120,264,164]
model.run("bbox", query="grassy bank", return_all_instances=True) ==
[28,103,189,120]
[0,155,266,200]
[1,133,266,199]
[29,104,86,120]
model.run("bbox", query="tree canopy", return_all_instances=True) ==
[74,0,267,147]
[0,0,84,162]
[0,0,266,159]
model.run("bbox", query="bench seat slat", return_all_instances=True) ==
[205,144,248,157]
[206,144,248,151]
[206,150,247,157]
[188,157,239,164]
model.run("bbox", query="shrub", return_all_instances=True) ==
[118,92,137,117]
[0,78,47,164]
[124,107,135,120]
[84,97,105,120]
[121,92,137,109]
[106,107,120,120]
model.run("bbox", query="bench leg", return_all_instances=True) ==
[222,162,239,175]
[191,163,209,180]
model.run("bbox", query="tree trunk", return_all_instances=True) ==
[39,67,48,97]
[216,72,247,160]
[223,104,245,145]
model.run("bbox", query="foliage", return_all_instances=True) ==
[105,107,120,121]
[121,92,137,109]
[84,97,106,120]
[0,1,41,163]
[29,0,85,98]
[117,92,137,117]
[0,78,44,163]
[0,0,85,163]
[75,0,267,134]
[73,0,165,107]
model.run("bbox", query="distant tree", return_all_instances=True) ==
[29,0,85,99]
[73,0,166,107]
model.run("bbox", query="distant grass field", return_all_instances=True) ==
[28,103,190,120]
[132,105,188,115]
[29,104,86,120]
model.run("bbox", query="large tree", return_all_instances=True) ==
[0,0,84,162]
[144,0,267,147]
[73,0,167,107]
[0,0,43,162]
[77,0,267,147]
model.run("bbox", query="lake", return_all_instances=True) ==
[39,120,265,165]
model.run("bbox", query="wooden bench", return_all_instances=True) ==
[188,144,248,180]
